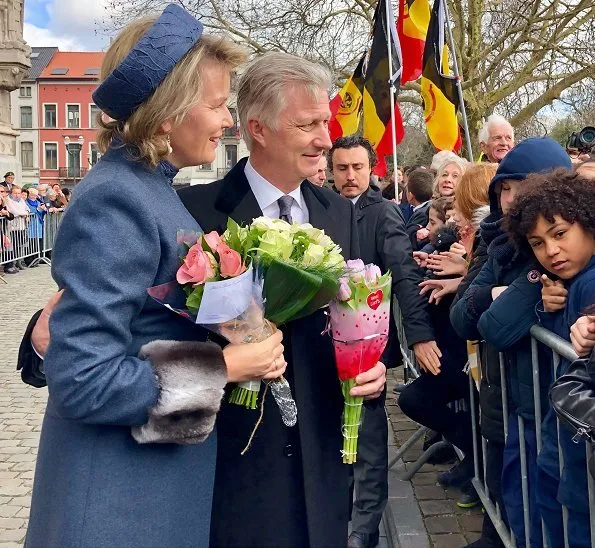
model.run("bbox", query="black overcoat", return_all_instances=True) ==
[178,158,359,548]
[354,186,434,353]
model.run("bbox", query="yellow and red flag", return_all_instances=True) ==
[420,0,461,152]
[328,55,365,142]
[362,0,405,176]
[397,0,431,84]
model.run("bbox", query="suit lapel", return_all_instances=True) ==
[214,158,263,226]
[301,181,334,233]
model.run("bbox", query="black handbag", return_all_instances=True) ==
[550,347,595,479]
[16,309,47,388]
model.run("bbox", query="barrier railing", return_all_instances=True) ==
[0,211,63,269]
[390,300,594,547]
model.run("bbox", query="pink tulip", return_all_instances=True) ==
[364,264,382,285]
[337,278,352,301]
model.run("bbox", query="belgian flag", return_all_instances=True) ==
[420,0,462,151]
[328,55,365,142]
[398,0,431,84]
[362,0,405,176]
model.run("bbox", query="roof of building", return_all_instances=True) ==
[39,51,105,80]
[23,47,59,81]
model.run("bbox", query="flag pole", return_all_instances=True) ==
[441,0,473,161]
[385,0,399,179]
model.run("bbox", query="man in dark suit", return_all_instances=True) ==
[405,169,435,250]
[179,52,386,548]
[329,135,440,548]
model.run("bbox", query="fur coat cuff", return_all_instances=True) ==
[131,340,227,445]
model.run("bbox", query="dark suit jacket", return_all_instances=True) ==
[178,157,359,548]
[354,186,434,353]
[406,201,431,251]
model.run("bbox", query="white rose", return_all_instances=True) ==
[302,243,325,267]
[251,217,278,231]
[324,251,345,269]
[317,233,335,249]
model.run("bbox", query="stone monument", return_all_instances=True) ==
[0,0,29,179]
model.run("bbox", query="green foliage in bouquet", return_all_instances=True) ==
[224,217,345,325]
[262,259,341,325]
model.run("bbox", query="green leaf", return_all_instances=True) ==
[262,258,340,325]
[225,217,243,252]
[185,284,205,313]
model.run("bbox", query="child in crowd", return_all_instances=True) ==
[506,170,595,547]
[413,197,455,266]
[450,137,572,547]
[405,168,435,250]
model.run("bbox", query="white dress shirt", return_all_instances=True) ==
[413,200,430,212]
[244,159,309,223]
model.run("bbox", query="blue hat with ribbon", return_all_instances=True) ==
[92,4,203,121]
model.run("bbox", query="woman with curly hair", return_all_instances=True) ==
[506,169,595,548]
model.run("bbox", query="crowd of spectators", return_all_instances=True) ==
[0,174,69,275]
[325,114,595,548]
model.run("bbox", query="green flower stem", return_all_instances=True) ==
[229,386,259,410]
[341,378,363,464]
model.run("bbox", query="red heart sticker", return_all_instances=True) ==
[367,290,383,310]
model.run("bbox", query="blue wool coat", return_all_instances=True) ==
[25,145,216,548]
[537,256,595,516]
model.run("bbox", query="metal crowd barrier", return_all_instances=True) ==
[0,211,63,270]
[390,299,595,548]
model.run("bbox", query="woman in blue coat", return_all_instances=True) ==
[25,6,285,548]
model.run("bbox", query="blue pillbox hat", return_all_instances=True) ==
[92,4,203,121]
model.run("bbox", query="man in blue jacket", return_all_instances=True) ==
[450,137,572,547]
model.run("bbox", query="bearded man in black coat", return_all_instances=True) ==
[329,135,440,548]
[179,53,386,548]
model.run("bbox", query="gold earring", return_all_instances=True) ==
[166,135,173,154]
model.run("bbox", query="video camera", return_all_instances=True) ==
[566,126,595,155]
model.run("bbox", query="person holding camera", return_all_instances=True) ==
[567,126,595,163]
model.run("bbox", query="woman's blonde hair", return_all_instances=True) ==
[97,18,246,167]
[432,157,468,197]
[454,163,497,222]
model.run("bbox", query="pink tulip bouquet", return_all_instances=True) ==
[329,259,391,463]
[149,217,345,428]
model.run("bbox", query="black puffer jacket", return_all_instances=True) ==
[452,209,505,444]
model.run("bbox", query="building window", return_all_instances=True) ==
[89,104,100,128]
[197,163,213,171]
[225,145,238,169]
[19,86,31,97]
[20,106,32,129]
[44,143,58,170]
[67,105,80,129]
[89,143,100,166]
[20,142,33,168]
[44,104,57,128]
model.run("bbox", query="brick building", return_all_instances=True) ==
[37,51,104,187]
[10,48,245,188]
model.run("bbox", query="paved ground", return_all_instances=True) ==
[0,266,483,547]
[0,265,55,547]
[385,372,484,548]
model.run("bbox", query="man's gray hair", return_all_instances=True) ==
[237,52,332,150]
[478,114,514,144]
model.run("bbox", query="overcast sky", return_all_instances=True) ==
[24,0,112,51]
